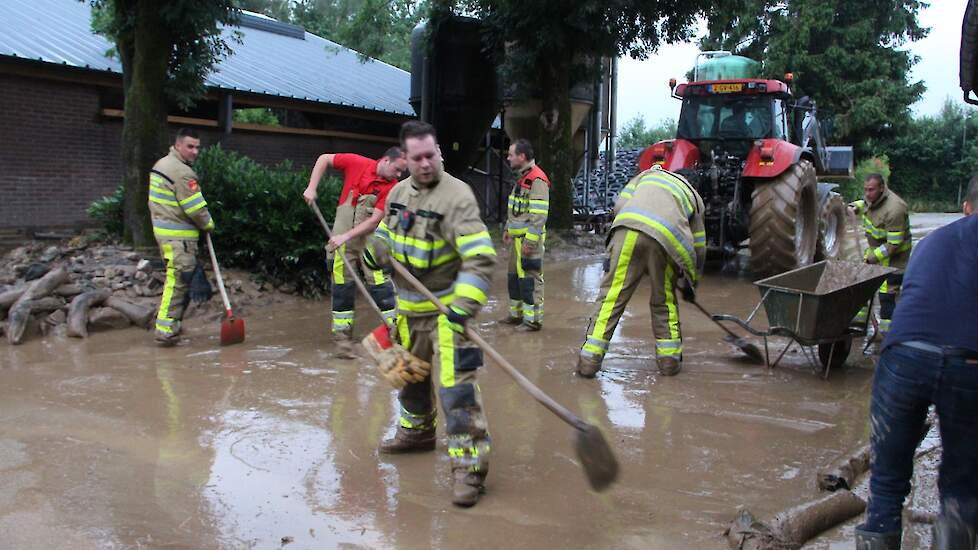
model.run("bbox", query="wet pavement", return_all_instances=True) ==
[0,213,961,549]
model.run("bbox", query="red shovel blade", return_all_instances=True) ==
[220,310,245,346]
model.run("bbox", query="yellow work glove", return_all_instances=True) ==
[361,324,431,389]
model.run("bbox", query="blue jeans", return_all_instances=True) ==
[861,344,978,534]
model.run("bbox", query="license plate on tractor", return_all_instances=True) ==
[710,83,744,93]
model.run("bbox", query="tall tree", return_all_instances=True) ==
[450,1,711,228]
[617,116,677,149]
[701,0,928,153]
[87,1,238,247]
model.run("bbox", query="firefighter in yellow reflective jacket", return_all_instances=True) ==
[577,166,706,378]
[148,128,215,345]
[500,138,549,331]
[363,121,496,507]
[847,173,912,337]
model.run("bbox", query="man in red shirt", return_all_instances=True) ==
[304,148,406,354]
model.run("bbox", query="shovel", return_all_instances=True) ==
[205,233,245,346]
[688,298,764,363]
[388,258,619,492]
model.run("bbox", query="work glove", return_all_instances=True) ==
[678,278,696,303]
[361,324,432,389]
[188,264,213,304]
[444,306,470,334]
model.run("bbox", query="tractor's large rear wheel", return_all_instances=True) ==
[816,193,847,261]
[748,160,819,277]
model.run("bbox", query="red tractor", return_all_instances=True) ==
[639,52,853,277]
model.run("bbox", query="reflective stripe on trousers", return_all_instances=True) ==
[581,229,682,361]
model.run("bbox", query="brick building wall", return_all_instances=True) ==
[0,73,399,231]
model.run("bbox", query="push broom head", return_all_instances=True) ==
[574,423,619,492]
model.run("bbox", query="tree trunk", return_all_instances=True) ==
[119,0,172,249]
[537,53,575,229]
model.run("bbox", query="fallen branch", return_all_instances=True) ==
[105,297,153,329]
[6,268,68,344]
[724,490,867,550]
[67,289,111,338]
[817,444,871,492]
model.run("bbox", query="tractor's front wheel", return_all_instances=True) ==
[816,192,847,261]
[748,160,819,278]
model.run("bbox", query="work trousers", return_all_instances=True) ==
[330,243,396,338]
[506,236,544,325]
[393,313,491,478]
[861,344,978,535]
[580,228,682,364]
[854,273,904,335]
[155,239,197,338]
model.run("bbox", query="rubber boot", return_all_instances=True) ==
[334,334,357,360]
[451,470,484,508]
[514,321,541,332]
[657,357,682,376]
[154,322,182,347]
[498,316,522,326]
[576,354,602,378]
[854,527,901,550]
[378,426,436,454]
[931,514,976,550]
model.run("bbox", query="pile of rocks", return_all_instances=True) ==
[0,238,284,345]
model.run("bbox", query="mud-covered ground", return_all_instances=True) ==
[0,213,962,549]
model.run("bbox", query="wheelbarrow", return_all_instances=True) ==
[713,260,897,378]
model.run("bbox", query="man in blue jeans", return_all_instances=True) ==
[856,176,978,550]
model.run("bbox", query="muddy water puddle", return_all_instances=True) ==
[1,254,881,549]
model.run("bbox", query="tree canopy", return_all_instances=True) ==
[700,0,929,152]
[617,116,676,149]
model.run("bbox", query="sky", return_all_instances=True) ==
[615,1,968,130]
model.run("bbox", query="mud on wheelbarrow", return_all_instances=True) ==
[713,261,897,378]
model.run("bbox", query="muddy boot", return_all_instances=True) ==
[656,357,682,376]
[854,527,901,550]
[451,470,484,508]
[154,323,182,347]
[931,514,976,550]
[514,321,541,332]
[576,354,603,378]
[498,316,522,326]
[378,426,436,454]
[334,335,357,359]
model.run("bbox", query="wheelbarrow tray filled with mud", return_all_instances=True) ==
[715,260,896,375]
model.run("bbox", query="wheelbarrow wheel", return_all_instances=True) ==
[818,338,852,371]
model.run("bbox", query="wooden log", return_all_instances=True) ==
[5,268,68,345]
[0,287,26,314]
[54,284,85,298]
[67,289,111,338]
[724,491,867,550]
[817,444,871,492]
[105,296,153,329]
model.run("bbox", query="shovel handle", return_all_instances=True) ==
[205,233,232,314]
[308,202,390,327]
[388,259,589,432]
[690,298,741,340]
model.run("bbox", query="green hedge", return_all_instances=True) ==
[89,145,342,295]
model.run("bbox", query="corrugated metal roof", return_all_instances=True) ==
[0,0,414,116]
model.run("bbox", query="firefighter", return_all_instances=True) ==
[576,165,706,378]
[362,121,496,507]
[303,148,406,355]
[500,138,549,331]
[847,173,912,340]
[148,128,215,346]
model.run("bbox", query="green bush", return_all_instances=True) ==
[87,146,342,295]
[87,185,125,237]
[195,145,341,294]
